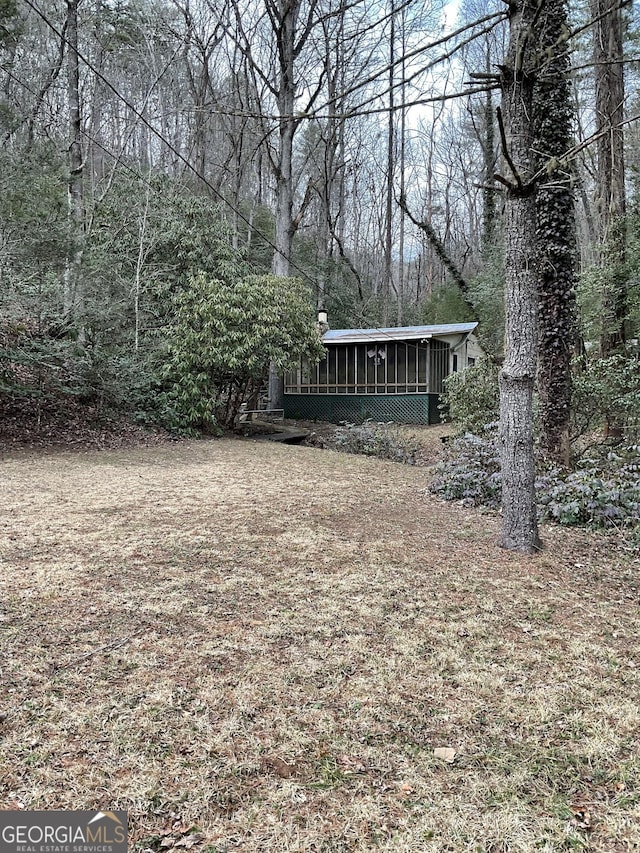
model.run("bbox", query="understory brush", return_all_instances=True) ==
[430,432,640,542]
[318,420,421,464]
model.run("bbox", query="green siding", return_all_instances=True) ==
[283,393,442,425]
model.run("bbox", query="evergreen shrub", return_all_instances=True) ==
[440,358,500,435]
[163,273,324,432]
[327,421,421,464]
[430,433,640,541]
[572,354,640,440]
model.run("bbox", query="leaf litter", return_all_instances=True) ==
[1,434,640,851]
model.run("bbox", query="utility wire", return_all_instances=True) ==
[4,66,477,354]
[21,0,321,289]
[17,0,480,348]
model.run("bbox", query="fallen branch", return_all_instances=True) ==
[51,627,147,672]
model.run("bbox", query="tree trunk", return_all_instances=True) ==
[268,0,302,410]
[273,119,295,279]
[383,0,395,326]
[498,0,541,553]
[482,45,497,253]
[397,6,406,326]
[534,0,577,467]
[64,0,84,324]
[591,0,626,356]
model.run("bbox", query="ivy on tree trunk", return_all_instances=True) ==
[533,0,577,468]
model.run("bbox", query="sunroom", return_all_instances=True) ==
[284,322,482,425]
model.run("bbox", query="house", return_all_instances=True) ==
[283,321,483,425]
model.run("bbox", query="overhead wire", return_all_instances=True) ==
[16,0,482,348]
[20,0,322,289]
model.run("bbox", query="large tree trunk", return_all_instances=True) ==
[268,114,293,407]
[63,0,84,324]
[273,119,295,279]
[481,45,497,254]
[268,0,301,410]
[383,0,395,326]
[591,0,626,355]
[534,0,577,467]
[498,0,541,553]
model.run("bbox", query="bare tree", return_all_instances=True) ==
[63,0,84,323]
[591,0,627,356]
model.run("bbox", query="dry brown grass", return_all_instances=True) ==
[1,435,640,852]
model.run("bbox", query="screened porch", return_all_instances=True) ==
[285,338,450,395]
[283,322,480,425]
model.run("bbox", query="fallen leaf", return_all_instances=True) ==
[570,804,593,831]
[337,754,367,774]
[433,747,456,763]
[264,756,295,778]
[174,833,204,849]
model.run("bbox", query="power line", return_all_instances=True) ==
[21,0,321,289]
[2,67,476,354]
[15,0,479,349]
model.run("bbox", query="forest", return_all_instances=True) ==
[4,3,640,845]
[1,0,640,550]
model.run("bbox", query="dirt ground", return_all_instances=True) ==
[1,435,640,851]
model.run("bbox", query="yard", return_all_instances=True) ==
[1,436,639,851]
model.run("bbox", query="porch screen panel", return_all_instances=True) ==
[318,352,328,392]
[407,341,418,392]
[347,345,356,392]
[337,345,347,393]
[366,345,376,390]
[386,344,396,387]
[429,340,450,392]
[418,345,428,391]
[396,343,406,392]
[356,345,367,393]
[327,347,337,393]
[376,344,386,392]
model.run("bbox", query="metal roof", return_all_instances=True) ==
[322,322,478,345]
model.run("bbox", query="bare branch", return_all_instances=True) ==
[529,112,640,185]
[311,10,507,120]
[496,105,523,189]
[397,193,476,317]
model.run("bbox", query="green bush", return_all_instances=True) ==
[440,358,499,435]
[429,433,502,507]
[163,273,324,432]
[572,353,640,440]
[536,455,640,529]
[0,319,82,400]
[439,353,640,450]
[430,432,640,542]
